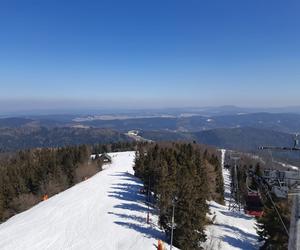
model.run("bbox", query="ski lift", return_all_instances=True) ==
[271,185,288,199]
[244,192,264,217]
[245,172,263,216]
[263,170,289,199]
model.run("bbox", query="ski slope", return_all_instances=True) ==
[203,149,260,250]
[0,149,261,250]
[0,151,169,250]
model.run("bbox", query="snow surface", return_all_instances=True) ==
[0,152,171,250]
[203,149,260,250]
[277,161,299,171]
[0,149,261,250]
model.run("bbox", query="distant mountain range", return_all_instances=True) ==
[2,112,300,134]
[76,112,300,134]
[2,105,300,117]
[1,111,300,154]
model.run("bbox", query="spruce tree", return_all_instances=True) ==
[257,197,290,249]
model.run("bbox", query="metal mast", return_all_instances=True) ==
[259,134,300,250]
[228,155,241,211]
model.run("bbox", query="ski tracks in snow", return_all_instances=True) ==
[0,152,171,250]
[203,149,260,250]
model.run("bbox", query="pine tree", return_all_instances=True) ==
[133,142,225,249]
[257,197,290,249]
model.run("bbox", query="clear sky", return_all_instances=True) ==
[0,0,299,111]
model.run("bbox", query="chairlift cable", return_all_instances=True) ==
[264,186,289,236]
[252,175,289,236]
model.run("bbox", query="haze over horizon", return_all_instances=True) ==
[1,1,299,111]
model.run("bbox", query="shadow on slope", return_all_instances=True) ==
[219,210,254,221]
[222,235,257,250]
[108,172,165,239]
[219,224,258,249]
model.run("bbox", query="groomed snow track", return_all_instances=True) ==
[203,149,260,250]
[0,152,169,250]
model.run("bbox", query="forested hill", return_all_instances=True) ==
[0,118,34,128]
[0,145,96,222]
[0,127,131,152]
[0,113,298,154]
[193,127,294,151]
[0,125,295,155]
[0,141,138,222]
[140,127,295,152]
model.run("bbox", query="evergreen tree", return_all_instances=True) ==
[257,197,290,249]
[0,144,101,222]
[134,142,221,250]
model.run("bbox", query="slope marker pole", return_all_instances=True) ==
[170,199,175,250]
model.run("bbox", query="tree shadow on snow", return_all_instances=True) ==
[107,171,164,239]
[224,190,231,201]
[109,172,140,181]
[113,202,149,213]
[217,224,257,240]
[114,221,164,239]
[108,187,145,203]
[222,235,257,250]
[219,210,254,220]
[217,224,258,250]
[108,211,147,224]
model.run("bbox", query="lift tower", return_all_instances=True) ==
[259,135,300,250]
[228,154,241,212]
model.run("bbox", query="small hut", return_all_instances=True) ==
[100,153,112,164]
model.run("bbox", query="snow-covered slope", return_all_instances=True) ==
[0,151,169,250]
[0,149,261,250]
[203,149,260,250]
[204,201,259,250]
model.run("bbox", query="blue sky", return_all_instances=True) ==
[0,0,299,111]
